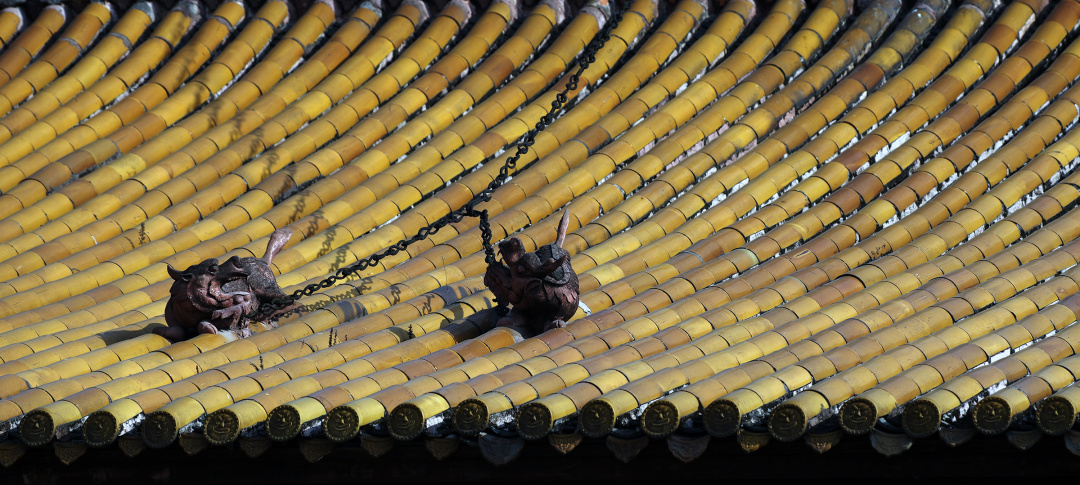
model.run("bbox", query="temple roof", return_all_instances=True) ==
[1,0,1080,474]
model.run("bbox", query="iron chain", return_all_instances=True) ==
[255,1,626,318]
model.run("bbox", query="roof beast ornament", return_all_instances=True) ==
[485,210,579,337]
[158,228,295,341]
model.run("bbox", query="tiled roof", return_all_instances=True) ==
[2,0,1080,470]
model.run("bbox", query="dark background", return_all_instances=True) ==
[6,433,1080,483]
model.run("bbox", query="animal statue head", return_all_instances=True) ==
[166,258,250,314]
[497,237,526,267]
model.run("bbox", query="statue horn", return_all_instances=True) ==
[263,228,292,264]
[556,210,570,248]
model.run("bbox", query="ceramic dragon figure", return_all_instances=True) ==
[156,228,295,341]
[484,211,580,337]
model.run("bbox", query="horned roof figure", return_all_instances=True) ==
[484,210,580,337]
[158,228,294,341]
